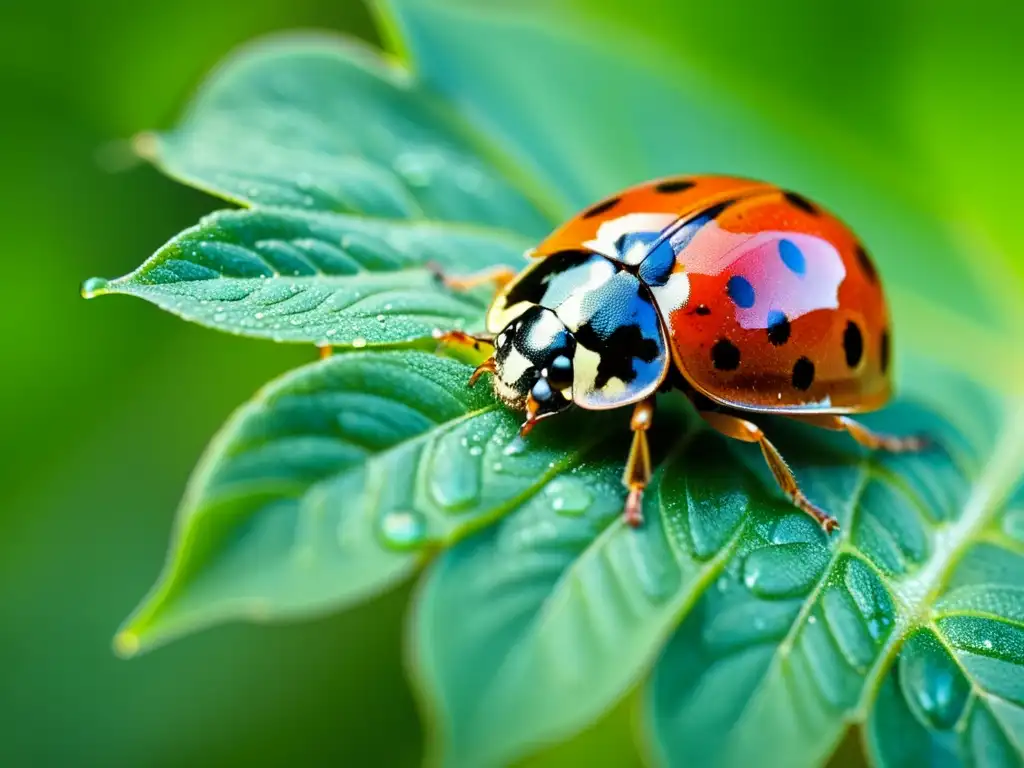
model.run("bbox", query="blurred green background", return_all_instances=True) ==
[3,0,1022,765]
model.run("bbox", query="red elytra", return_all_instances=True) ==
[534,175,890,415]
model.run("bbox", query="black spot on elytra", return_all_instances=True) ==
[654,178,696,194]
[573,322,660,388]
[855,244,878,283]
[843,321,864,368]
[766,310,790,346]
[711,338,741,371]
[783,191,818,215]
[881,330,891,373]
[727,275,756,308]
[582,196,620,219]
[792,357,815,390]
[695,304,711,316]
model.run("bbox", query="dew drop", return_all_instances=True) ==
[352,337,367,348]
[742,543,829,599]
[378,510,427,551]
[254,312,265,320]
[326,329,337,337]
[213,312,227,322]
[503,436,527,456]
[80,276,110,299]
[492,462,504,473]
[545,477,593,516]
[376,314,386,323]
[1002,508,1024,543]
[902,632,969,730]
[982,639,993,650]
[393,152,437,186]
[469,445,483,457]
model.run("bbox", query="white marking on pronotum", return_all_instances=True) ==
[584,213,677,264]
[651,271,691,327]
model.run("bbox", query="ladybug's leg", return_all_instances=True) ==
[622,397,656,528]
[698,411,839,533]
[786,415,927,453]
[431,328,495,351]
[427,263,517,296]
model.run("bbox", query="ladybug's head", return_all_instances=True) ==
[491,306,575,422]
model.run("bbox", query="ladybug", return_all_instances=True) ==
[434,175,925,532]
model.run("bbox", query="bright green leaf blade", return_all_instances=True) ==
[87,207,529,346]
[867,482,1024,766]
[644,381,1024,768]
[140,31,555,236]
[118,351,618,655]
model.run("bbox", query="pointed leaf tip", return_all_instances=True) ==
[113,630,140,659]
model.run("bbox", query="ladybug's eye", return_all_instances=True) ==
[544,355,573,390]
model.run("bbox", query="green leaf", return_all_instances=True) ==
[136,31,555,235]
[644,393,1024,768]
[866,482,1024,766]
[86,207,530,346]
[117,351,618,656]
[411,422,755,768]
[409,368,1024,767]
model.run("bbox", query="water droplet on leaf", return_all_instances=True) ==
[742,543,828,599]
[378,510,427,551]
[545,477,593,516]
[902,632,969,730]
[503,436,527,456]
[80,276,108,298]
[1002,508,1024,542]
